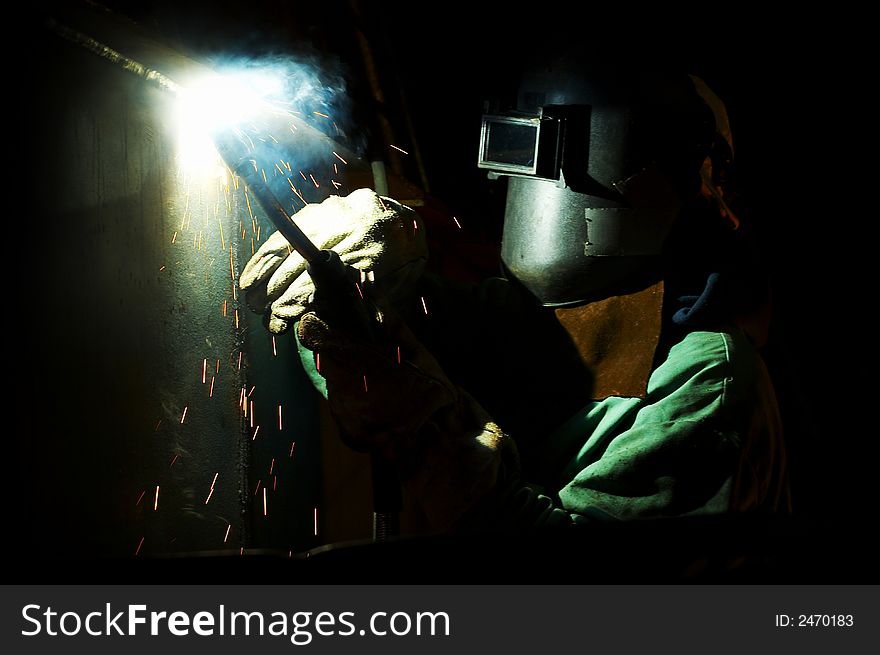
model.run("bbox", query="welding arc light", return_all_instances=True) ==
[172,70,287,177]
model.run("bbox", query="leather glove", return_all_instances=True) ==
[297,306,519,531]
[240,188,427,334]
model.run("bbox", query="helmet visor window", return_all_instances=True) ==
[478,115,541,174]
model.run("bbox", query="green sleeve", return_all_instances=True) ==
[547,329,758,522]
[295,326,327,398]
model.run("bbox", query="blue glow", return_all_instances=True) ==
[170,57,359,215]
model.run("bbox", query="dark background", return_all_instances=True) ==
[15,1,874,580]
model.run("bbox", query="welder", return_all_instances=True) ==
[239,49,790,534]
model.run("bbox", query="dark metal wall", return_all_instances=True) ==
[19,5,355,559]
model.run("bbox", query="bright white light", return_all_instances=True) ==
[172,69,288,178]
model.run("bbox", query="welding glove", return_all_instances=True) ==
[297,306,519,532]
[240,188,428,334]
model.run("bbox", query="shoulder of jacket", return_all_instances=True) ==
[648,328,760,409]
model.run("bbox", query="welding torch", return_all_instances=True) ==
[213,131,402,542]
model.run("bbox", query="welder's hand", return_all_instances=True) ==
[239,188,427,334]
[298,306,518,531]
[297,306,456,456]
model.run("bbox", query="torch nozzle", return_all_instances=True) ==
[213,130,322,264]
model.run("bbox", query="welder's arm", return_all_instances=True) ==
[296,306,571,532]
[239,188,427,334]
[549,328,790,520]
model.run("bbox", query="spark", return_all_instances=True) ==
[135,536,145,556]
[390,144,409,155]
[290,123,298,132]
[272,335,277,357]
[222,299,228,316]
[205,472,219,504]
[310,174,319,188]
[209,376,215,397]
[238,351,243,370]
[278,403,283,430]
[274,163,285,176]
[413,219,418,232]
[244,192,254,218]
[153,485,160,511]
[135,490,146,506]
[261,169,268,184]
[170,454,179,467]
[452,216,462,229]
[289,441,296,458]
[290,184,306,206]
[254,480,261,496]
[229,245,235,281]
[354,281,364,299]
[269,458,275,476]
[332,151,348,164]
[273,476,277,491]
[397,345,401,364]
[420,296,429,315]
[268,134,279,144]
[235,309,240,329]
[299,171,307,181]
[216,359,221,374]
[377,196,387,211]
[180,407,188,424]
[263,488,268,516]
[182,193,191,227]
[314,507,318,536]
[250,401,254,428]
[154,420,162,432]
[316,353,321,373]
[159,265,166,272]
[313,111,330,118]
[202,358,207,384]
[239,386,246,409]
[171,231,178,244]
[333,163,338,175]
[224,524,232,543]
[252,425,260,441]
[363,375,369,393]
[331,180,342,189]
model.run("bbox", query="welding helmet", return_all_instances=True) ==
[478,51,716,306]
